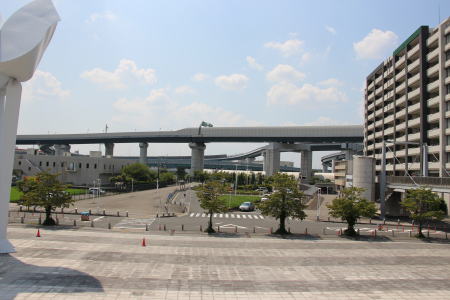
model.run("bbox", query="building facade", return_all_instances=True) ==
[364,17,450,177]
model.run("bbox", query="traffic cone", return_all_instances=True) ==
[141,237,146,247]
[36,229,41,237]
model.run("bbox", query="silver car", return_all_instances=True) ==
[239,202,255,211]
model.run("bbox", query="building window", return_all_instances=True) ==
[53,162,56,167]
[61,162,64,167]
[86,163,89,169]
[28,167,31,171]
[39,162,42,166]
[94,163,97,169]
[46,162,49,167]
[79,163,82,169]
[18,161,21,166]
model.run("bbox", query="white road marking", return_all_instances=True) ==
[190,213,195,217]
[225,214,229,218]
[242,215,247,219]
[213,214,217,218]
[231,214,235,218]
[196,213,200,217]
[247,215,253,219]
[201,213,206,218]
[93,216,105,222]
[219,214,223,218]
[236,215,241,219]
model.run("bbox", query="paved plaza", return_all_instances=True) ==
[1,225,450,299]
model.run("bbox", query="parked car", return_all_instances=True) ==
[239,202,255,211]
[260,197,269,202]
[89,187,105,195]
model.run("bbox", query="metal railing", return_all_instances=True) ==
[387,176,450,187]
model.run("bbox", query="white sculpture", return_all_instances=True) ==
[0,0,60,253]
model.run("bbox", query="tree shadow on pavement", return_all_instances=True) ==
[0,254,104,300]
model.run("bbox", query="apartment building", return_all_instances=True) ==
[364,17,450,177]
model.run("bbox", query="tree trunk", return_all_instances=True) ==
[345,218,357,236]
[275,214,288,234]
[206,209,215,233]
[418,221,424,238]
[43,205,56,226]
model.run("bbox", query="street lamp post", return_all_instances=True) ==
[198,121,213,135]
[316,188,321,221]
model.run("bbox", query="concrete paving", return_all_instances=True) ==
[2,225,450,299]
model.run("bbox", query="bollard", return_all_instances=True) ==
[217,225,220,232]
[181,224,184,231]
[304,228,308,235]
[126,211,129,217]
[357,228,360,235]
[89,209,92,215]
[145,224,149,231]
[19,205,22,212]
[200,225,202,232]
[340,228,343,236]
[383,219,386,225]
[108,223,111,230]
[392,230,394,237]
[38,217,42,225]
[328,217,330,222]
[90,220,94,227]
[235,226,237,233]
[369,218,371,224]
[156,213,159,218]
[253,227,256,233]
[103,210,106,216]
[164,224,166,231]
[374,229,377,237]
[270,227,273,234]
[409,231,412,238]
[397,218,400,225]
[288,227,291,234]
[73,220,77,226]
[427,230,430,238]
[56,217,59,225]
[159,224,161,231]
[117,211,120,217]
[446,232,448,240]
[61,208,64,213]
[434,225,437,233]
[75,208,78,214]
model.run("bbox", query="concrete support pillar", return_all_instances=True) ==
[322,163,328,173]
[139,142,148,165]
[105,143,114,157]
[331,159,336,173]
[189,142,206,175]
[54,144,70,156]
[300,150,312,181]
[262,149,280,177]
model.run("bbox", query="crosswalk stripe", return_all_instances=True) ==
[225,214,229,218]
[190,213,195,217]
[196,213,201,217]
[248,215,253,219]
[201,213,206,217]
[242,215,247,219]
[236,215,241,218]
[213,214,217,218]
[231,214,235,218]
[219,214,223,218]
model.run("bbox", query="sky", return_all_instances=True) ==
[3,0,450,168]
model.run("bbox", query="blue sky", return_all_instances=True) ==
[4,0,450,167]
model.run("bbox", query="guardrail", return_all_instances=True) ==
[387,176,450,186]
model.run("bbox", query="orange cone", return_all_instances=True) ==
[36,229,41,237]
[141,237,146,247]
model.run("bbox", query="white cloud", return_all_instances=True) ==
[215,74,249,91]
[300,52,312,64]
[81,59,157,89]
[175,85,196,95]
[304,116,345,126]
[353,29,398,60]
[192,73,209,82]
[319,78,344,87]
[264,39,303,57]
[22,70,70,101]
[266,64,305,83]
[112,88,259,129]
[86,11,117,23]
[246,56,263,71]
[267,82,348,106]
[325,25,336,35]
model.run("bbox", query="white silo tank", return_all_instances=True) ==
[352,156,375,202]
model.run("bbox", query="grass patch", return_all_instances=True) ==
[66,188,88,195]
[10,187,87,202]
[219,194,260,209]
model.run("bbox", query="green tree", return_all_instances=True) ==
[176,167,187,180]
[122,163,155,182]
[197,180,228,233]
[327,187,377,236]
[159,171,175,185]
[17,172,74,226]
[193,170,209,183]
[257,173,306,234]
[401,187,446,238]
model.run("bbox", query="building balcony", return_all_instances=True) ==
[427,31,439,46]
[395,56,406,69]
[375,86,383,96]
[445,59,450,69]
[375,131,383,139]
[396,122,406,131]
[375,76,382,85]
[383,67,393,78]
[427,63,439,77]
[395,163,406,170]
[409,132,421,141]
[367,101,375,111]
[428,145,441,153]
[384,78,394,90]
[427,80,440,93]
[429,162,441,170]
[384,127,394,135]
[426,47,439,62]
[446,26,450,35]
[409,102,421,114]
[368,81,374,90]
[368,92,375,102]
[367,133,375,140]
[446,145,450,152]
[408,72,421,86]
[386,164,394,171]
[396,94,406,106]
[445,76,450,85]
[367,122,375,131]
[408,88,420,100]
[395,81,406,94]
[446,43,450,52]
[384,102,395,114]
[427,95,440,108]
[445,110,450,118]
[384,114,395,124]
[385,90,394,101]
[396,107,407,118]
[408,117,421,127]
[386,151,394,159]
[407,43,420,58]
[428,128,440,138]
[374,107,383,117]
[408,162,420,170]
[397,135,407,142]
[427,112,440,123]
[396,149,406,157]
[375,119,383,128]
[447,162,450,170]
[396,68,406,80]
[446,128,450,135]
[408,147,420,156]
[408,58,420,71]
[446,94,450,102]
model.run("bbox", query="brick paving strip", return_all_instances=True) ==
[2,226,450,299]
